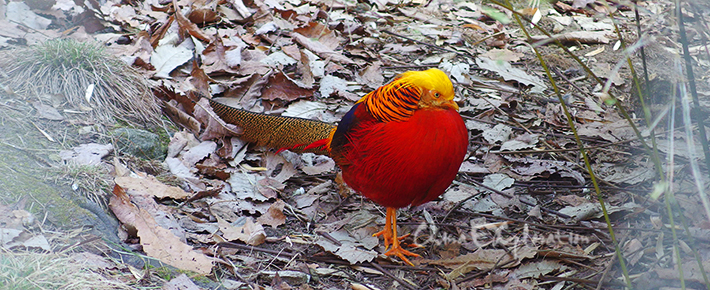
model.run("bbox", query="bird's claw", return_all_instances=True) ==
[372,229,393,249]
[384,241,420,266]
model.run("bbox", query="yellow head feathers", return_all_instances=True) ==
[359,68,458,122]
[397,68,455,102]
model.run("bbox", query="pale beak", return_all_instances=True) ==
[440,99,459,111]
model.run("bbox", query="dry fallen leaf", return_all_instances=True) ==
[115,175,191,200]
[6,2,51,30]
[150,34,194,79]
[109,185,213,274]
[202,36,244,74]
[357,63,384,89]
[428,247,537,280]
[499,133,539,152]
[32,101,63,120]
[265,152,297,182]
[293,22,342,50]
[513,260,566,279]
[228,170,269,201]
[301,156,335,175]
[261,72,313,101]
[256,177,284,199]
[318,75,352,99]
[256,200,286,228]
[172,0,213,43]
[59,143,114,166]
[1,229,50,251]
[218,216,266,246]
[68,252,116,270]
[291,32,355,65]
[654,260,710,284]
[0,228,23,247]
[315,229,378,264]
[162,274,201,290]
[194,98,243,140]
[482,173,515,192]
[181,141,217,166]
[163,101,202,136]
[282,100,329,120]
[482,123,513,145]
[577,119,635,143]
[476,57,547,93]
[505,156,586,185]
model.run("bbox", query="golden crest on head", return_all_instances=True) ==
[397,68,455,101]
[396,68,458,111]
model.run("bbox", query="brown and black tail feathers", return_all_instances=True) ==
[207,99,335,155]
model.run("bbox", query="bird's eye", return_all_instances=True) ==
[434,92,440,98]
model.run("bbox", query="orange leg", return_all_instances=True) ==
[373,207,395,248]
[372,207,420,265]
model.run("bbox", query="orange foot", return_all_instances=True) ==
[372,207,420,266]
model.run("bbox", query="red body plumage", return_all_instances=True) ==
[322,69,469,265]
[334,104,468,208]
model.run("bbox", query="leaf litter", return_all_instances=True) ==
[3,0,710,288]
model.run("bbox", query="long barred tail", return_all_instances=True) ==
[208,99,335,155]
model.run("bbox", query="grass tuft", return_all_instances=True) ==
[0,252,133,290]
[0,39,161,127]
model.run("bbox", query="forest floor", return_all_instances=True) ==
[1,0,710,289]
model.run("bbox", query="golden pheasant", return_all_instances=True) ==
[208,68,469,265]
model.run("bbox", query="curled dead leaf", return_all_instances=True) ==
[109,184,213,274]
[193,98,244,140]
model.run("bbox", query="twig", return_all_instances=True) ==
[316,230,342,246]
[368,262,419,290]
[322,193,355,218]
[31,121,55,142]
[550,66,598,100]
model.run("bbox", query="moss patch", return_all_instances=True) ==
[0,103,99,227]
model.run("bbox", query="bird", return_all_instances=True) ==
[207,68,469,265]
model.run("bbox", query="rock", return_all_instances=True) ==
[111,128,166,160]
